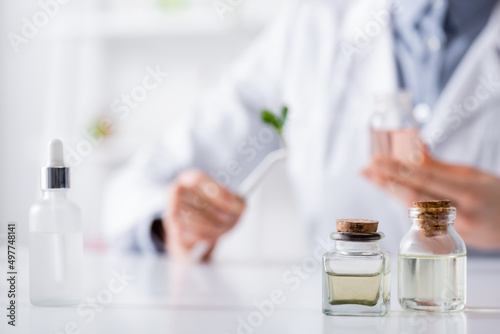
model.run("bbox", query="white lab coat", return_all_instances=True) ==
[103,0,500,256]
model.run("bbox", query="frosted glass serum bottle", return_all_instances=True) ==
[29,139,83,306]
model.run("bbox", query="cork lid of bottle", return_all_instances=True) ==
[333,219,383,241]
[336,219,379,233]
[413,200,451,209]
[410,200,455,237]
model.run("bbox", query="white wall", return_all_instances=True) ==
[0,0,52,246]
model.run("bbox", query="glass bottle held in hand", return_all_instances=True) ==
[322,219,391,316]
[398,200,467,312]
[370,91,422,163]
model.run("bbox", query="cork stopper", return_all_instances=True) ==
[411,200,454,237]
[336,219,379,233]
[413,200,451,209]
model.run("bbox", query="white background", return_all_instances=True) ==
[0,0,309,259]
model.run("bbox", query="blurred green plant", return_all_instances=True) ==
[261,106,288,145]
[87,117,115,141]
[158,0,191,11]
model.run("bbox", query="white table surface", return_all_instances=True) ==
[1,250,500,333]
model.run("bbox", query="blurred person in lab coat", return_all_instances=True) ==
[103,0,500,259]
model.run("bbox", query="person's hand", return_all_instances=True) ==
[362,152,500,250]
[163,169,245,261]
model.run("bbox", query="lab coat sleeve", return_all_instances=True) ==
[102,1,300,253]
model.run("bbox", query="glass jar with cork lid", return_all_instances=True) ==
[322,219,391,316]
[398,200,467,312]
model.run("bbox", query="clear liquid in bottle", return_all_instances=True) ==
[398,254,466,312]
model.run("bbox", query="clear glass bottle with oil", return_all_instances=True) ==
[398,200,467,312]
[322,219,391,316]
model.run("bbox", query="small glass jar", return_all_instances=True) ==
[398,200,467,312]
[370,91,423,163]
[322,219,391,316]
